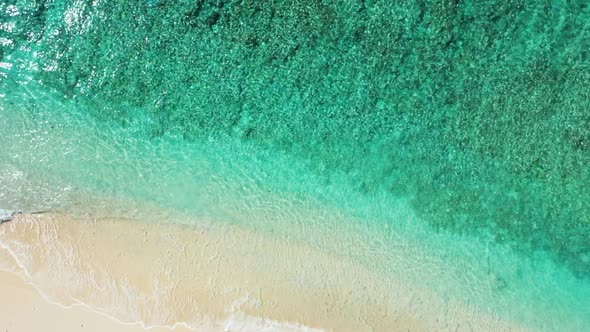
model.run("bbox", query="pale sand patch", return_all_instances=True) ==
[0,213,528,332]
[0,270,193,332]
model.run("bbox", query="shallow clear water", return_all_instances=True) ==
[1,0,590,330]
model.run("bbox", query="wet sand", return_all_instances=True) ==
[0,212,527,331]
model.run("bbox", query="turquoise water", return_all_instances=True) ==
[1,0,590,330]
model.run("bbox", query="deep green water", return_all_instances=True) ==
[1,0,590,330]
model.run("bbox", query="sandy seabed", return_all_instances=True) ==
[0,212,528,332]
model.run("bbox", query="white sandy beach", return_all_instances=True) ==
[0,212,528,332]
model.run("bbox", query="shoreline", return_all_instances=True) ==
[0,212,527,331]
